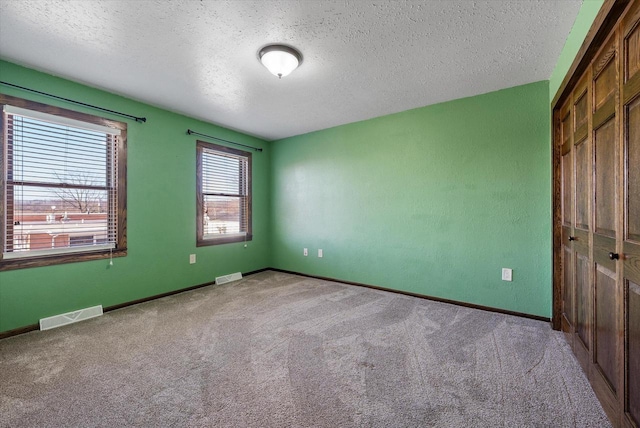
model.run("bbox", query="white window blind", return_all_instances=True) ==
[201,146,249,240]
[2,105,120,259]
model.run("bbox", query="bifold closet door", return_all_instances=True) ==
[591,32,622,418]
[560,99,575,342]
[573,73,592,372]
[622,2,640,426]
[554,1,640,426]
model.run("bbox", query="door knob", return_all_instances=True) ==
[568,236,576,241]
[608,252,619,260]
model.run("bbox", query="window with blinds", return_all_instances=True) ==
[0,95,127,270]
[196,141,252,246]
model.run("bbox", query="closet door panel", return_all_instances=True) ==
[575,88,590,142]
[563,244,574,329]
[623,2,640,106]
[628,280,640,426]
[595,55,618,110]
[563,149,573,228]
[594,264,620,393]
[594,118,618,238]
[627,97,640,242]
[575,251,592,354]
[626,17,639,78]
[576,90,589,127]
[576,137,591,230]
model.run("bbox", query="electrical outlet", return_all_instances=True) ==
[318,249,323,258]
[189,254,196,264]
[303,248,308,256]
[502,268,512,282]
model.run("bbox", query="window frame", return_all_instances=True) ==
[0,94,127,271]
[196,140,252,246]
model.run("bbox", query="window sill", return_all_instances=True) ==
[197,234,253,247]
[0,248,127,271]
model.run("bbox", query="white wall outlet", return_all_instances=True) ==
[189,254,196,264]
[502,268,512,282]
[303,248,308,256]
[318,249,323,258]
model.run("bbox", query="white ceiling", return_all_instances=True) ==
[0,0,583,141]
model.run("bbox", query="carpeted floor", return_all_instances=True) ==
[1,270,610,427]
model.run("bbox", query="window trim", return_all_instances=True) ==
[0,94,127,271]
[196,140,252,247]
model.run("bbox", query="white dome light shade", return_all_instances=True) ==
[258,45,302,79]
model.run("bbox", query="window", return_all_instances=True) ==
[0,94,127,270]
[196,141,251,246]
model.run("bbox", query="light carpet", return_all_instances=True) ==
[0,270,610,427]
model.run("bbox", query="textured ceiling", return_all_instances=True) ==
[0,0,582,141]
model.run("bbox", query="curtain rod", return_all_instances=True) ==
[187,129,263,152]
[0,81,147,123]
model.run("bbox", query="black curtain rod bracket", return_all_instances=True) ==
[1,81,147,123]
[187,129,262,152]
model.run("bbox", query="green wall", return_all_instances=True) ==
[270,81,552,318]
[549,0,604,101]
[0,61,271,333]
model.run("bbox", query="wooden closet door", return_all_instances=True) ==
[553,2,639,426]
[561,99,575,340]
[574,74,593,372]
[622,3,640,427]
[591,32,623,421]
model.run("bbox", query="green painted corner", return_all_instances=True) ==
[549,0,605,102]
[0,60,272,333]
[270,81,552,318]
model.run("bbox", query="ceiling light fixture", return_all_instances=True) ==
[258,44,303,79]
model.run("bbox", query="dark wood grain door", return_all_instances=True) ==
[575,75,593,370]
[561,99,575,342]
[553,2,640,427]
[622,3,640,427]
[591,33,622,422]
[574,72,595,372]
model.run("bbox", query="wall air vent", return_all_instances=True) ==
[39,305,103,331]
[215,272,243,285]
